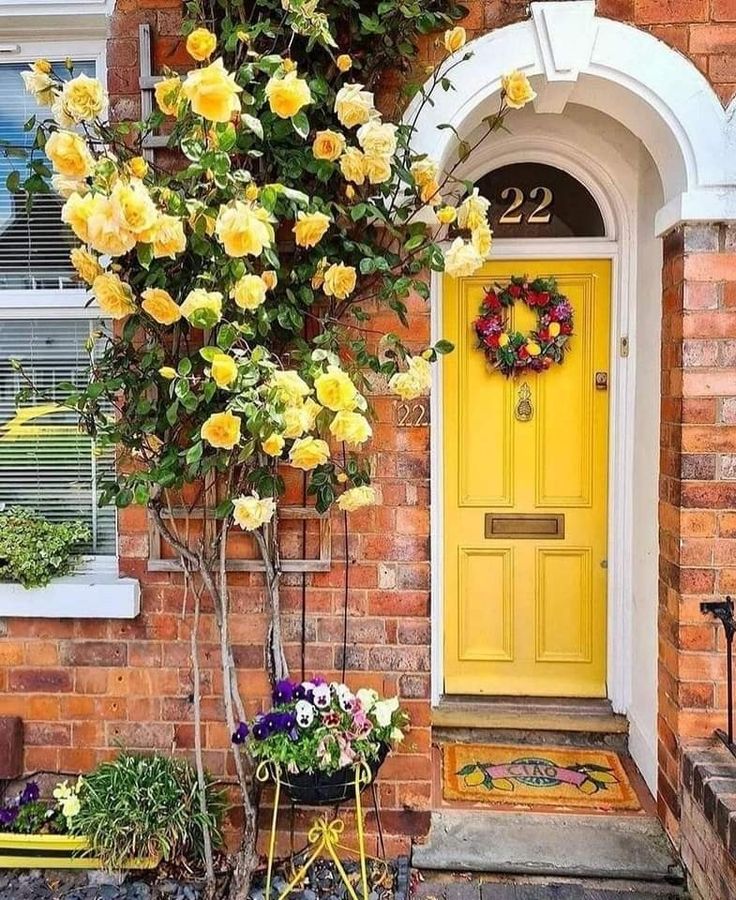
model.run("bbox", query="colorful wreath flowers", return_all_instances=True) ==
[473,276,574,377]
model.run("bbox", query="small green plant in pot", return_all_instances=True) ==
[0,507,90,588]
[69,753,226,870]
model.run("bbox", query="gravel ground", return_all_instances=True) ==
[0,858,405,900]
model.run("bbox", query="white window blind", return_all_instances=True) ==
[0,59,95,293]
[0,318,116,554]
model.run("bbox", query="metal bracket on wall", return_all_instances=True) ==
[139,23,169,161]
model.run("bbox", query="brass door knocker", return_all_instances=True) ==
[515,382,533,422]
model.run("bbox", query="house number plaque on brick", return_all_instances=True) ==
[395,398,430,427]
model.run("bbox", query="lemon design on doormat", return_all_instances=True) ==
[457,756,620,796]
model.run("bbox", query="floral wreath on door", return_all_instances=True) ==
[473,276,574,377]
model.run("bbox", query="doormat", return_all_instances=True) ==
[442,743,641,810]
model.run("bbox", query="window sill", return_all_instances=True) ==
[0,570,140,619]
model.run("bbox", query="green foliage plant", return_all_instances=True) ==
[0,507,90,588]
[9,2,536,894]
[69,753,226,871]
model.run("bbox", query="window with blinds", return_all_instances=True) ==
[0,54,116,558]
[0,59,95,293]
[0,319,116,555]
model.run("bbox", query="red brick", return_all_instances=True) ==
[9,669,72,693]
[634,0,709,23]
[60,641,128,667]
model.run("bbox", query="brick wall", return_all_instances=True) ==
[681,745,736,900]
[658,224,736,838]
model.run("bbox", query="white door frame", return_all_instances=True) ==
[430,162,637,716]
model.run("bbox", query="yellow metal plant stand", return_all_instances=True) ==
[257,759,374,900]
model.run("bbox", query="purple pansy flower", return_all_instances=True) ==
[0,807,18,827]
[20,782,40,805]
[253,720,271,740]
[231,722,249,745]
[273,680,295,705]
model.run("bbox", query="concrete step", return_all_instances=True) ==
[413,875,689,899]
[412,811,684,884]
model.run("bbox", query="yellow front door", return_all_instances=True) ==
[443,259,611,697]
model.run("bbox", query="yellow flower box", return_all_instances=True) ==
[0,834,159,870]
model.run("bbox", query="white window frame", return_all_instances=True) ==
[0,38,139,617]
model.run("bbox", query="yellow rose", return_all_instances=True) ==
[443,26,466,54]
[159,366,177,379]
[211,353,239,388]
[471,222,493,258]
[201,410,241,449]
[410,158,439,188]
[357,120,397,157]
[111,179,158,237]
[548,322,561,338]
[153,215,187,259]
[21,66,56,105]
[262,433,285,457]
[303,397,322,430]
[336,54,352,73]
[62,191,95,243]
[457,188,490,231]
[420,178,441,206]
[282,405,310,439]
[265,69,312,119]
[141,288,181,325]
[53,175,87,199]
[129,156,149,179]
[182,58,242,122]
[86,196,137,257]
[70,247,102,285]
[180,288,223,328]
[312,130,346,162]
[339,147,366,185]
[262,270,278,290]
[45,131,93,179]
[293,211,331,248]
[363,154,392,185]
[289,436,330,470]
[526,341,542,356]
[233,492,276,531]
[498,333,510,348]
[270,370,311,405]
[345,184,356,200]
[315,365,359,412]
[389,356,432,400]
[232,273,268,310]
[186,27,217,62]
[502,69,536,110]
[216,201,274,257]
[443,237,483,278]
[60,73,107,122]
[323,262,356,300]
[337,485,376,512]
[437,206,457,225]
[245,183,259,201]
[92,273,136,320]
[155,76,182,116]
[329,410,372,446]
[334,83,375,128]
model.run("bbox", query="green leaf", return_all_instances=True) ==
[177,357,192,376]
[435,340,454,354]
[291,111,310,140]
[5,170,20,193]
[185,441,203,464]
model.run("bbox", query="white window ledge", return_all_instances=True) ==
[0,572,140,619]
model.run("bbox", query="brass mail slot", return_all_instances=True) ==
[485,513,565,540]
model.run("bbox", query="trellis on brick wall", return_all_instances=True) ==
[148,504,332,574]
[139,24,168,158]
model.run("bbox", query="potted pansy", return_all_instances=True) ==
[232,678,407,805]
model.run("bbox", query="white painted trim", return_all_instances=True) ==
[408,1,735,232]
[0,573,140,619]
[0,0,114,18]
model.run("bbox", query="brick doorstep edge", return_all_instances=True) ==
[682,743,736,861]
[0,717,23,779]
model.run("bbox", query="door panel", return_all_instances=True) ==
[443,259,611,697]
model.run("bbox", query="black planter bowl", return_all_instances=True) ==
[278,744,389,807]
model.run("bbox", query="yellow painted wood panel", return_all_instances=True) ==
[443,259,611,697]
